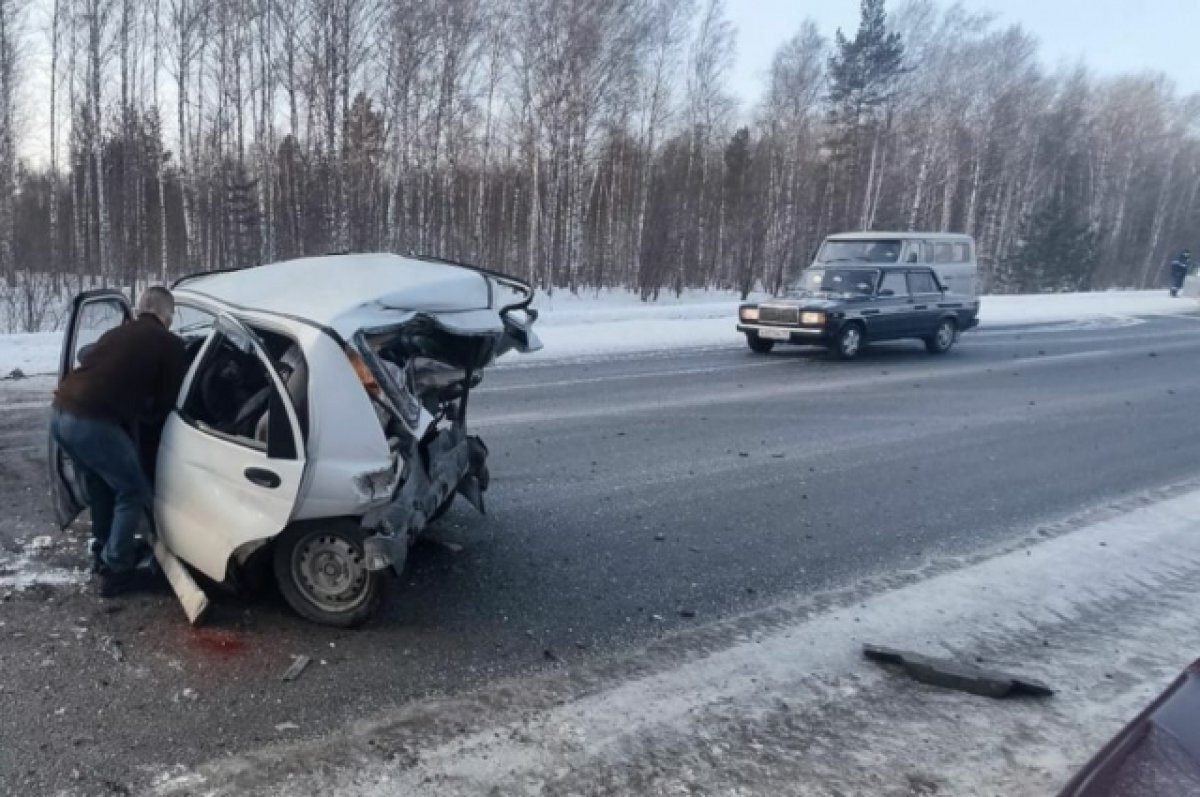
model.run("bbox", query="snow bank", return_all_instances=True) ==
[0,332,60,377]
[1,290,1196,375]
[980,290,1196,326]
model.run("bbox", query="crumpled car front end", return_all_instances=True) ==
[342,271,540,575]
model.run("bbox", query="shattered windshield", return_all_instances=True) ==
[816,239,903,265]
[790,268,880,297]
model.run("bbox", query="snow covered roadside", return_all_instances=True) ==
[1,290,1196,376]
[154,485,1200,796]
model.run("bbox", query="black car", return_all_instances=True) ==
[736,265,981,360]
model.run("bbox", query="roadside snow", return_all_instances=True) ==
[1,290,1196,375]
[0,537,87,591]
[979,290,1196,327]
[0,332,59,377]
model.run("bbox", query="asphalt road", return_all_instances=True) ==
[2,314,1200,795]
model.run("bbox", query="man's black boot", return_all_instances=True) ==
[97,570,136,599]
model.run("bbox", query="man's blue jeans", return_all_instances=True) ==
[50,409,150,574]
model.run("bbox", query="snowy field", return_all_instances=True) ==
[1,288,1196,376]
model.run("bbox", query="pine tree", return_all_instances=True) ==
[1008,195,1098,293]
[825,0,906,231]
[827,0,905,123]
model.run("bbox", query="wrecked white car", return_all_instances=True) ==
[48,254,541,627]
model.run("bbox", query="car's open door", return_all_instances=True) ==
[154,313,307,583]
[48,290,133,529]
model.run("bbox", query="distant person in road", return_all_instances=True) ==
[50,287,188,598]
[1169,249,1191,297]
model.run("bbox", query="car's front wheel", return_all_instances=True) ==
[832,323,865,360]
[926,318,958,354]
[746,334,775,354]
[274,520,382,628]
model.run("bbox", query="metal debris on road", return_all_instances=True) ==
[101,636,126,663]
[281,655,312,682]
[275,722,300,732]
[863,643,1054,699]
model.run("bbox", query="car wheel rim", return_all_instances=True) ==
[937,323,955,348]
[293,533,369,613]
[842,328,861,356]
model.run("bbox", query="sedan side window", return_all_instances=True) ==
[879,271,908,297]
[907,271,939,295]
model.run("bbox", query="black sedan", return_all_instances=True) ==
[736,265,980,360]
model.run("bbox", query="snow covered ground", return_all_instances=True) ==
[1,289,1196,376]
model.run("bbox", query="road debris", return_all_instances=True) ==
[862,643,1054,699]
[281,655,311,682]
[30,535,53,550]
[101,636,126,663]
[275,722,300,732]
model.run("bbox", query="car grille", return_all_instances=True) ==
[758,305,800,325]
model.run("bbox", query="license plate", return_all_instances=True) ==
[759,327,791,341]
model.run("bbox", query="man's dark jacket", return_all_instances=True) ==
[54,314,188,431]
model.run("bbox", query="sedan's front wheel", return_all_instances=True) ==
[274,521,382,628]
[746,334,775,354]
[832,323,864,360]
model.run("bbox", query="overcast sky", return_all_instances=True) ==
[728,0,1200,100]
[16,0,1200,162]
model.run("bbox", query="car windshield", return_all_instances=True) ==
[790,268,880,297]
[816,239,903,264]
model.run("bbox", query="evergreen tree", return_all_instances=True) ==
[825,0,906,229]
[827,0,906,126]
[1008,194,1099,293]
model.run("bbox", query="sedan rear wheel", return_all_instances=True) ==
[926,318,958,354]
[274,521,382,628]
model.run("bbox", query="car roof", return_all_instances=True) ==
[815,263,934,271]
[174,253,497,337]
[826,231,974,242]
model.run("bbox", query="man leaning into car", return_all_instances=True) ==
[50,287,188,598]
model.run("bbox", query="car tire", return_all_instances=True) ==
[273,520,383,628]
[926,318,957,354]
[832,323,865,360]
[746,334,775,354]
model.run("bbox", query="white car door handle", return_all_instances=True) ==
[244,467,281,489]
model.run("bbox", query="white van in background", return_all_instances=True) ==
[812,232,979,297]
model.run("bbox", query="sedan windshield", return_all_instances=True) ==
[791,268,879,297]
[816,239,903,264]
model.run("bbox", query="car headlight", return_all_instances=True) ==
[801,311,826,326]
[740,306,760,322]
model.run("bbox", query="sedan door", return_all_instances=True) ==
[154,314,307,584]
[906,270,944,337]
[868,270,912,340]
[48,290,133,529]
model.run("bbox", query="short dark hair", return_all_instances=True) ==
[137,286,175,320]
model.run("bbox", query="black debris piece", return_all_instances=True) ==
[863,643,1054,699]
